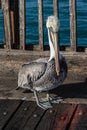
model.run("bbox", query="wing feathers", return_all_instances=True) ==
[18,61,47,88]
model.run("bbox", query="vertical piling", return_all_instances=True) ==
[38,0,44,50]
[19,0,25,50]
[70,0,77,51]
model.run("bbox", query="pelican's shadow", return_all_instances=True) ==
[50,79,87,99]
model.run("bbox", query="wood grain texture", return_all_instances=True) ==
[0,100,87,130]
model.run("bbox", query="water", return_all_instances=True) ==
[0,0,87,47]
[0,10,4,43]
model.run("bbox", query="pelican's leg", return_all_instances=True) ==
[34,90,43,109]
[34,90,52,110]
[47,93,63,104]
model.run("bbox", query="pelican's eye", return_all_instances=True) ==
[49,27,53,32]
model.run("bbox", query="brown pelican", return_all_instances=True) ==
[17,16,67,110]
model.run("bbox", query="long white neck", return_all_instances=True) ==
[48,30,55,61]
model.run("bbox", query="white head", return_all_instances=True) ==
[46,16,59,33]
[46,16,60,75]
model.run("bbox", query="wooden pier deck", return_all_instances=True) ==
[0,99,87,130]
[0,75,87,130]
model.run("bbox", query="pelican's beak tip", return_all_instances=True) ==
[56,71,59,76]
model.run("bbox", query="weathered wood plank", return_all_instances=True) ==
[0,99,22,130]
[69,0,77,51]
[36,104,59,130]
[38,0,44,50]
[4,101,44,130]
[23,104,46,130]
[19,0,25,50]
[69,105,87,130]
[1,0,12,49]
[1,100,87,130]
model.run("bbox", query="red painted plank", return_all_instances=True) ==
[69,104,87,130]
[53,104,77,130]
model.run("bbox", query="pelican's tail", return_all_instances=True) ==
[15,86,21,90]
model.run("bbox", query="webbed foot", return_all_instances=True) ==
[37,101,52,110]
[47,93,63,104]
